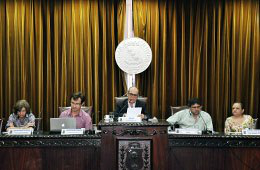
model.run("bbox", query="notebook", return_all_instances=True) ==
[50,118,76,132]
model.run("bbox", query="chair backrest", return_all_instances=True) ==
[114,97,148,106]
[252,118,258,129]
[58,106,93,116]
[0,119,3,132]
[256,118,260,129]
[34,118,42,131]
[170,106,189,115]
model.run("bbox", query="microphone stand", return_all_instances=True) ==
[200,112,212,134]
[115,103,128,118]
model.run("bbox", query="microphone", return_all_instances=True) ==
[200,112,212,134]
[116,103,128,117]
[122,92,128,97]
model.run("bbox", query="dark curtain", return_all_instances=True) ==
[0,0,126,130]
[0,0,259,132]
[133,0,259,131]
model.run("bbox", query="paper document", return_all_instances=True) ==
[126,107,142,118]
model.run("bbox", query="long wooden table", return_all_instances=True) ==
[0,122,260,170]
[0,133,101,170]
[168,134,260,170]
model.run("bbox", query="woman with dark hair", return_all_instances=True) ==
[6,100,35,130]
[224,102,253,133]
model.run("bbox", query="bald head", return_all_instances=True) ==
[128,87,139,104]
[128,87,139,94]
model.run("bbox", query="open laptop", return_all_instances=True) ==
[50,118,76,132]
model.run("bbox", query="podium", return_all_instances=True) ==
[99,121,169,170]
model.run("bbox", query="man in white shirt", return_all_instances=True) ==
[167,98,213,132]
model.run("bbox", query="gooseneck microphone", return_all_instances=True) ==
[200,112,212,134]
[116,103,128,117]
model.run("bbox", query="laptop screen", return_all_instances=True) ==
[50,118,76,132]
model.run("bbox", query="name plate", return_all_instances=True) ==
[169,128,202,135]
[118,117,142,123]
[8,129,33,135]
[61,129,84,135]
[242,129,260,136]
[225,132,242,135]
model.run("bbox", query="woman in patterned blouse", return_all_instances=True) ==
[6,100,35,131]
[224,102,253,133]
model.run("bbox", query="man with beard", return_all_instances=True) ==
[167,98,213,132]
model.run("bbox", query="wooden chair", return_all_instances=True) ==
[170,106,189,115]
[0,118,3,132]
[114,97,148,106]
[256,118,260,129]
[58,106,93,116]
[34,118,42,131]
[252,118,258,129]
[169,106,189,129]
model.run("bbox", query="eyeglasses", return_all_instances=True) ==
[128,93,138,97]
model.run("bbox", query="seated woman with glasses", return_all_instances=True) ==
[6,100,35,131]
[224,102,253,133]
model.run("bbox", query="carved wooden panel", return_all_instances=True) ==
[100,122,169,170]
[118,140,151,170]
